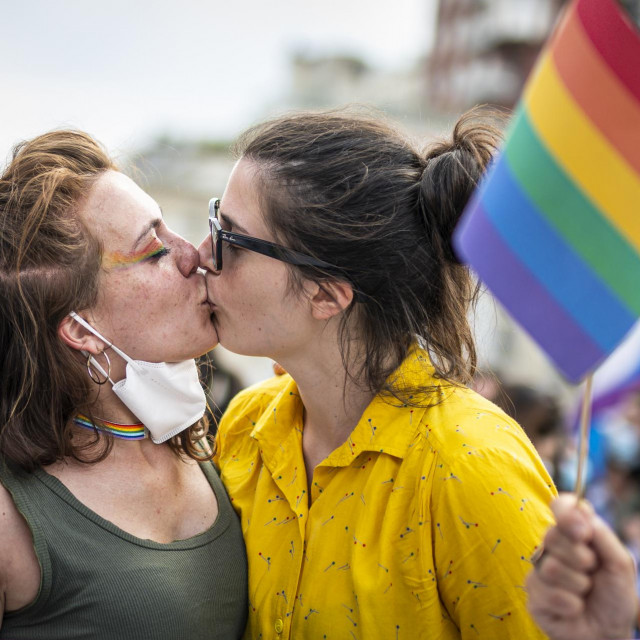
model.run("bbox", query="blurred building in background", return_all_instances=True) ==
[129,139,233,247]
[429,0,565,112]
[282,52,434,132]
[429,0,640,114]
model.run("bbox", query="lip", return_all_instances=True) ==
[195,271,209,304]
[202,271,217,309]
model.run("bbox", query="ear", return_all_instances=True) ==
[58,314,106,355]
[308,279,354,321]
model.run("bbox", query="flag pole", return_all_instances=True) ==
[574,373,594,501]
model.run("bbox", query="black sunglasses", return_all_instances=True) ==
[208,197,339,272]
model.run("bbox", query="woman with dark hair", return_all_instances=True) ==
[200,108,556,639]
[0,131,247,638]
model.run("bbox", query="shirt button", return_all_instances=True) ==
[274,618,284,634]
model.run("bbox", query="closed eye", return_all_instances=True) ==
[138,235,171,262]
[147,246,171,260]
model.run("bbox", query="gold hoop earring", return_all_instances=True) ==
[86,351,111,385]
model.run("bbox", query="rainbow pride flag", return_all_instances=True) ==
[454,0,640,383]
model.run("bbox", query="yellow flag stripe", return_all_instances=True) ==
[525,53,640,253]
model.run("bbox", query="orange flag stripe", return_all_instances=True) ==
[552,2,640,176]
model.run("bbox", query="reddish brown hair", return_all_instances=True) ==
[0,130,211,470]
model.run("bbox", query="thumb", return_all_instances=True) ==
[590,514,635,572]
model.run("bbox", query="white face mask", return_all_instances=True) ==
[69,312,207,444]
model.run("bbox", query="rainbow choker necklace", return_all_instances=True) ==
[73,414,147,440]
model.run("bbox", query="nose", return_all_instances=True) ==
[198,233,219,274]
[176,237,200,277]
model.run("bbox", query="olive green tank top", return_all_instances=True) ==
[0,459,247,640]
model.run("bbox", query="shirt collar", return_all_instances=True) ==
[251,346,450,467]
[325,347,448,465]
[250,375,304,464]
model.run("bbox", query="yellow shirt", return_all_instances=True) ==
[216,349,555,639]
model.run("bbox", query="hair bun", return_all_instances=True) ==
[418,107,505,263]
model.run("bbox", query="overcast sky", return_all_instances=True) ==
[1,0,435,160]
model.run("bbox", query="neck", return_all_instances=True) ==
[68,386,156,457]
[276,334,375,459]
[88,384,143,426]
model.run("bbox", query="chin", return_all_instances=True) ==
[219,336,267,359]
[217,336,242,355]
[188,327,220,359]
[202,330,221,356]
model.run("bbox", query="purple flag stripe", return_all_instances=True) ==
[455,197,605,381]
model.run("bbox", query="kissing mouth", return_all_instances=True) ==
[202,271,218,308]
[206,301,219,325]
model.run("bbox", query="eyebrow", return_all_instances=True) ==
[133,216,162,250]
[220,211,249,235]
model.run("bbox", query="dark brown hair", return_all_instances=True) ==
[233,107,504,402]
[0,130,212,471]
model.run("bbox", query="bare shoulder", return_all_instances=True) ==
[0,481,41,613]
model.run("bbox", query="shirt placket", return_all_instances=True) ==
[258,423,309,639]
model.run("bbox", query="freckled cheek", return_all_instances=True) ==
[132,274,191,307]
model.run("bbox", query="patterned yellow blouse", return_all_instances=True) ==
[216,348,555,639]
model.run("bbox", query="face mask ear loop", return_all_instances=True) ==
[68,311,135,366]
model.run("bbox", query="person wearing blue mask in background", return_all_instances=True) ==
[0,131,247,639]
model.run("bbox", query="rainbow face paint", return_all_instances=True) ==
[103,237,166,270]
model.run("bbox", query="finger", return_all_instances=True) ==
[526,573,585,618]
[526,612,590,640]
[591,514,637,576]
[543,525,598,572]
[536,552,593,596]
[551,495,594,543]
